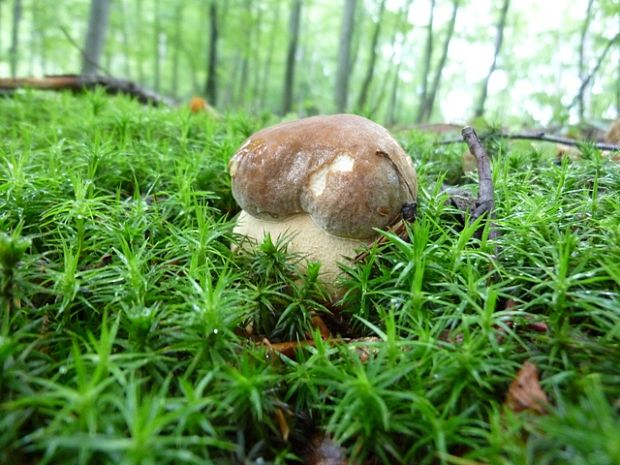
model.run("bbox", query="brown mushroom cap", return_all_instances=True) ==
[229,114,416,239]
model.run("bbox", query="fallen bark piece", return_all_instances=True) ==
[0,75,175,106]
[505,361,548,414]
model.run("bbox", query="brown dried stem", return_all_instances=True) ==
[462,126,498,240]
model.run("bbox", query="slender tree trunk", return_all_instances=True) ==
[10,0,23,78]
[251,4,264,109]
[356,0,387,112]
[474,0,510,118]
[282,0,302,115]
[236,0,253,107]
[577,0,595,121]
[135,0,145,83]
[617,14,620,118]
[415,0,435,123]
[259,2,281,109]
[348,3,362,80]
[119,0,132,78]
[206,0,218,105]
[387,60,403,126]
[420,0,459,122]
[226,53,242,108]
[570,33,620,112]
[382,0,412,126]
[0,1,3,60]
[335,0,357,112]
[0,1,3,63]
[171,2,183,97]
[370,0,412,121]
[37,1,47,74]
[82,0,111,76]
[28,2,36,75]
[153,0,162,92]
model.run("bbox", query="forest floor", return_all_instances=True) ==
[1,90,619,465]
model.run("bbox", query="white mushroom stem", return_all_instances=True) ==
[234,210,366,291]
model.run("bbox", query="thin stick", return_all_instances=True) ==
[438,131,620,152]
[59,25,112,77]
[462,126,499,240]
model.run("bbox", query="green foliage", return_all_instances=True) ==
[0,92,619,464]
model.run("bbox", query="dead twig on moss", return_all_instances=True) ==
[462,126,499,241]
[438,131,620,152]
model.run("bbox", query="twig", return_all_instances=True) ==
[59,25,112,77]
[462,126,499,240]
[438,131,620,152]
[568,32,620,112]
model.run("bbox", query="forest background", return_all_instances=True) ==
[1,0,619,127]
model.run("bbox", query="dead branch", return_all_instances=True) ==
[462,126,499,240]
[0,75,175,106]
[59,25,111,77]
[568,32,620,112]
[438,131,620,152]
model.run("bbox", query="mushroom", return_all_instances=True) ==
[230,114,417,293]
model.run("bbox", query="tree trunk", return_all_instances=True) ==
[570,33,620,112]
[35,0,47,74]
[206,0,218,105]
[259,1,281,109]
[474,0,510,118]
[10,0,23,78]
[0,1,3,61]
[577,0,594,121]
[153,0,162,92]
[82,0,111,76]
[356,0,387,112]
[415,0,435,123]
[371,0,412,117]
[135,0,145,83]
[282,0,303,115]
[171,2,183,97]
[387,60,403,126]
[236,0,253,107]
[119,0,132,78]
[617,14,620,119]
[335,0,357,112]
[251,3,264,109]
[420,0,459,122]
[28,2,36,75]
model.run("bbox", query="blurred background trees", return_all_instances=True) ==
[0,0,618,126]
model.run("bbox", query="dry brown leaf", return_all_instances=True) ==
[505,361,548,414]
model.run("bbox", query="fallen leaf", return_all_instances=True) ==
[505,361,548,414]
